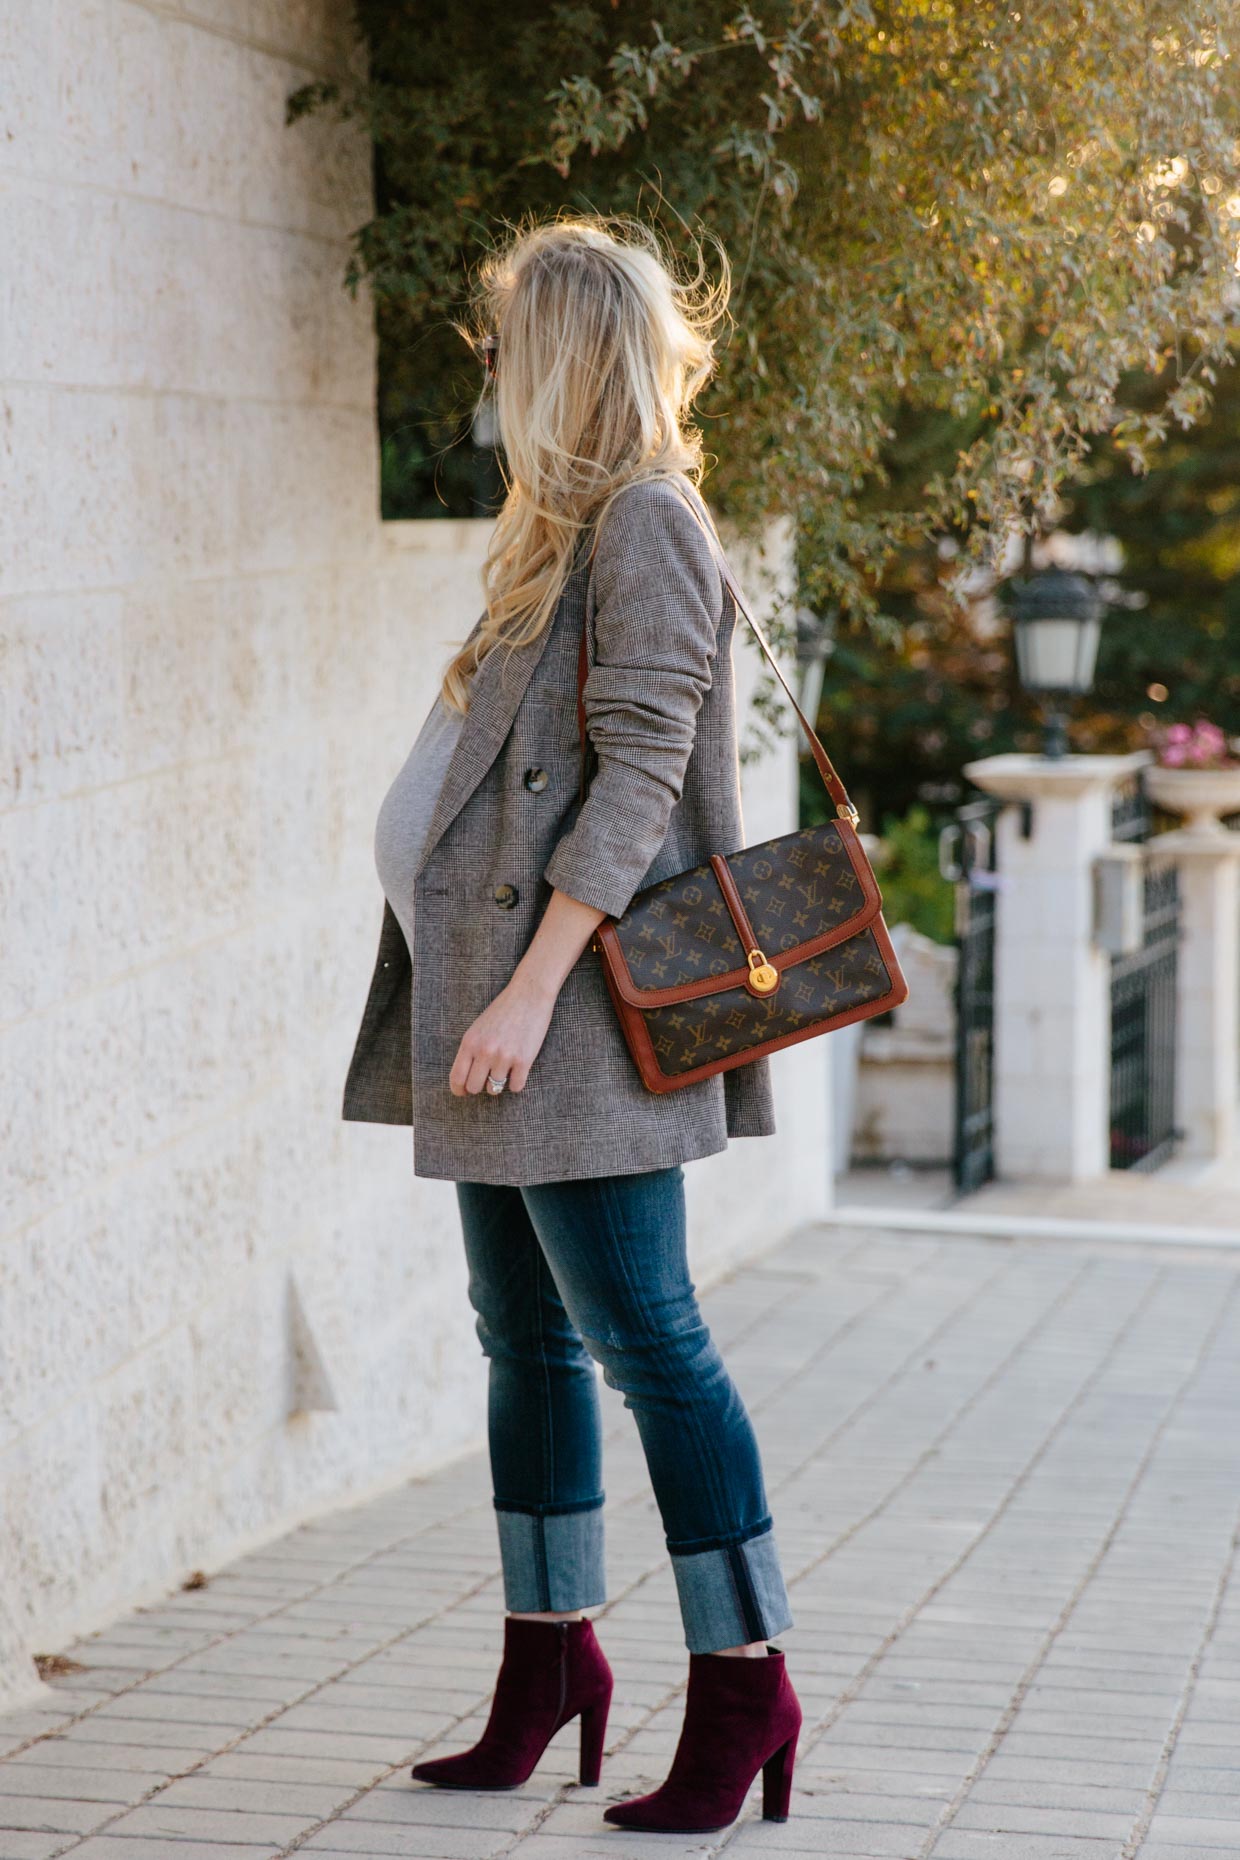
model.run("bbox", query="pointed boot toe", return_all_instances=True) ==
[604,1645,801,1834]
[410,1749,518,1792]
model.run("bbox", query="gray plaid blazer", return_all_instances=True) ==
[341,474,776,1185]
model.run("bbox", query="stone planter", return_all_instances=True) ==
[1145,764,1240,835]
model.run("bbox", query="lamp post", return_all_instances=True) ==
[1003,567,1106,759]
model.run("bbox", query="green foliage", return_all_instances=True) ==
[1063,342,1240,744]
[293,3,1240,618]
[816,338,1240,827]
[293,3,656,519]
[872,805,956,945]
[292,6,1240,808]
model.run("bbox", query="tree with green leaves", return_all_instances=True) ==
[293,1,1240,633]
[796,340,1240,838]
[1064,348,1240,743]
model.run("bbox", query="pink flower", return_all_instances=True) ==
[1152,716,1240,770]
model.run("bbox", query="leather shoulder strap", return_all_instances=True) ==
[576,478,858,824]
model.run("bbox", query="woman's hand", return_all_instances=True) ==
[449,886,607,1096]
[449,976,557,1097]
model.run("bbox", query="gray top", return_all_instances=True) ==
[373,691,467,956]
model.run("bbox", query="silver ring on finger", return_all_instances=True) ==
[485,1072,508,1095]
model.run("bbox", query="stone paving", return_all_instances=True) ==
[3,1221,1240,1860]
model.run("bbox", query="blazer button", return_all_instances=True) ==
[493,883,519,909]
[523,767,549,792]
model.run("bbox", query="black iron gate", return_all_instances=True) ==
[1109,858,1181,1171]
[942,798,1001,1193]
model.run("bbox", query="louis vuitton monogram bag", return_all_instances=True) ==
[580,485,909,1095]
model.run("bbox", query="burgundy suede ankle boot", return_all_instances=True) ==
[411,1616,613,1791]
[603,1644,801,1833]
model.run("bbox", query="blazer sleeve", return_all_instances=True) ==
[543,479,725,919]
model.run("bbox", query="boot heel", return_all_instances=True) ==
[578,1695,610,1786]
[761,1733,797,1821]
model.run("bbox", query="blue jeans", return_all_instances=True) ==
[455,1163,794,1654]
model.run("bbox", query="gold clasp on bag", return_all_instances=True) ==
[837,801,861,827]
[746,949,779,994]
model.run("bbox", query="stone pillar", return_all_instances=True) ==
[963,753,1150,1182]
[1150,828,1240,1163]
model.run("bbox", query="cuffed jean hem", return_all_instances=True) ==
[494,1498,607,1615]
[669,1522,795,1653]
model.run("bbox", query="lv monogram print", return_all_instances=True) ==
[728,825,861,951]
[612,858,745,984]
[613,824,863,986]
[640,927,893,1076]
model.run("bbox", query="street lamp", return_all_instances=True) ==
[1003,568,1106,759]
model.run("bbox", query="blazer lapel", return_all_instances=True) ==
[416,538,595,879]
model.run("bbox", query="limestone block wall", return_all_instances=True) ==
[0,1,829,1707]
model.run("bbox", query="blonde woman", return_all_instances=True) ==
[343,217,801,1835]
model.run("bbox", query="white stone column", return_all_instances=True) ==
[1150,828,1240,1163]
[963,753,1150,1182]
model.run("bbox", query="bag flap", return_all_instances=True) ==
[596,821,883,1008]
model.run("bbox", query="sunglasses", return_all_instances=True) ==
[480,334,499,378]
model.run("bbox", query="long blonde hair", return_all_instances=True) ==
[441,215,730,714]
